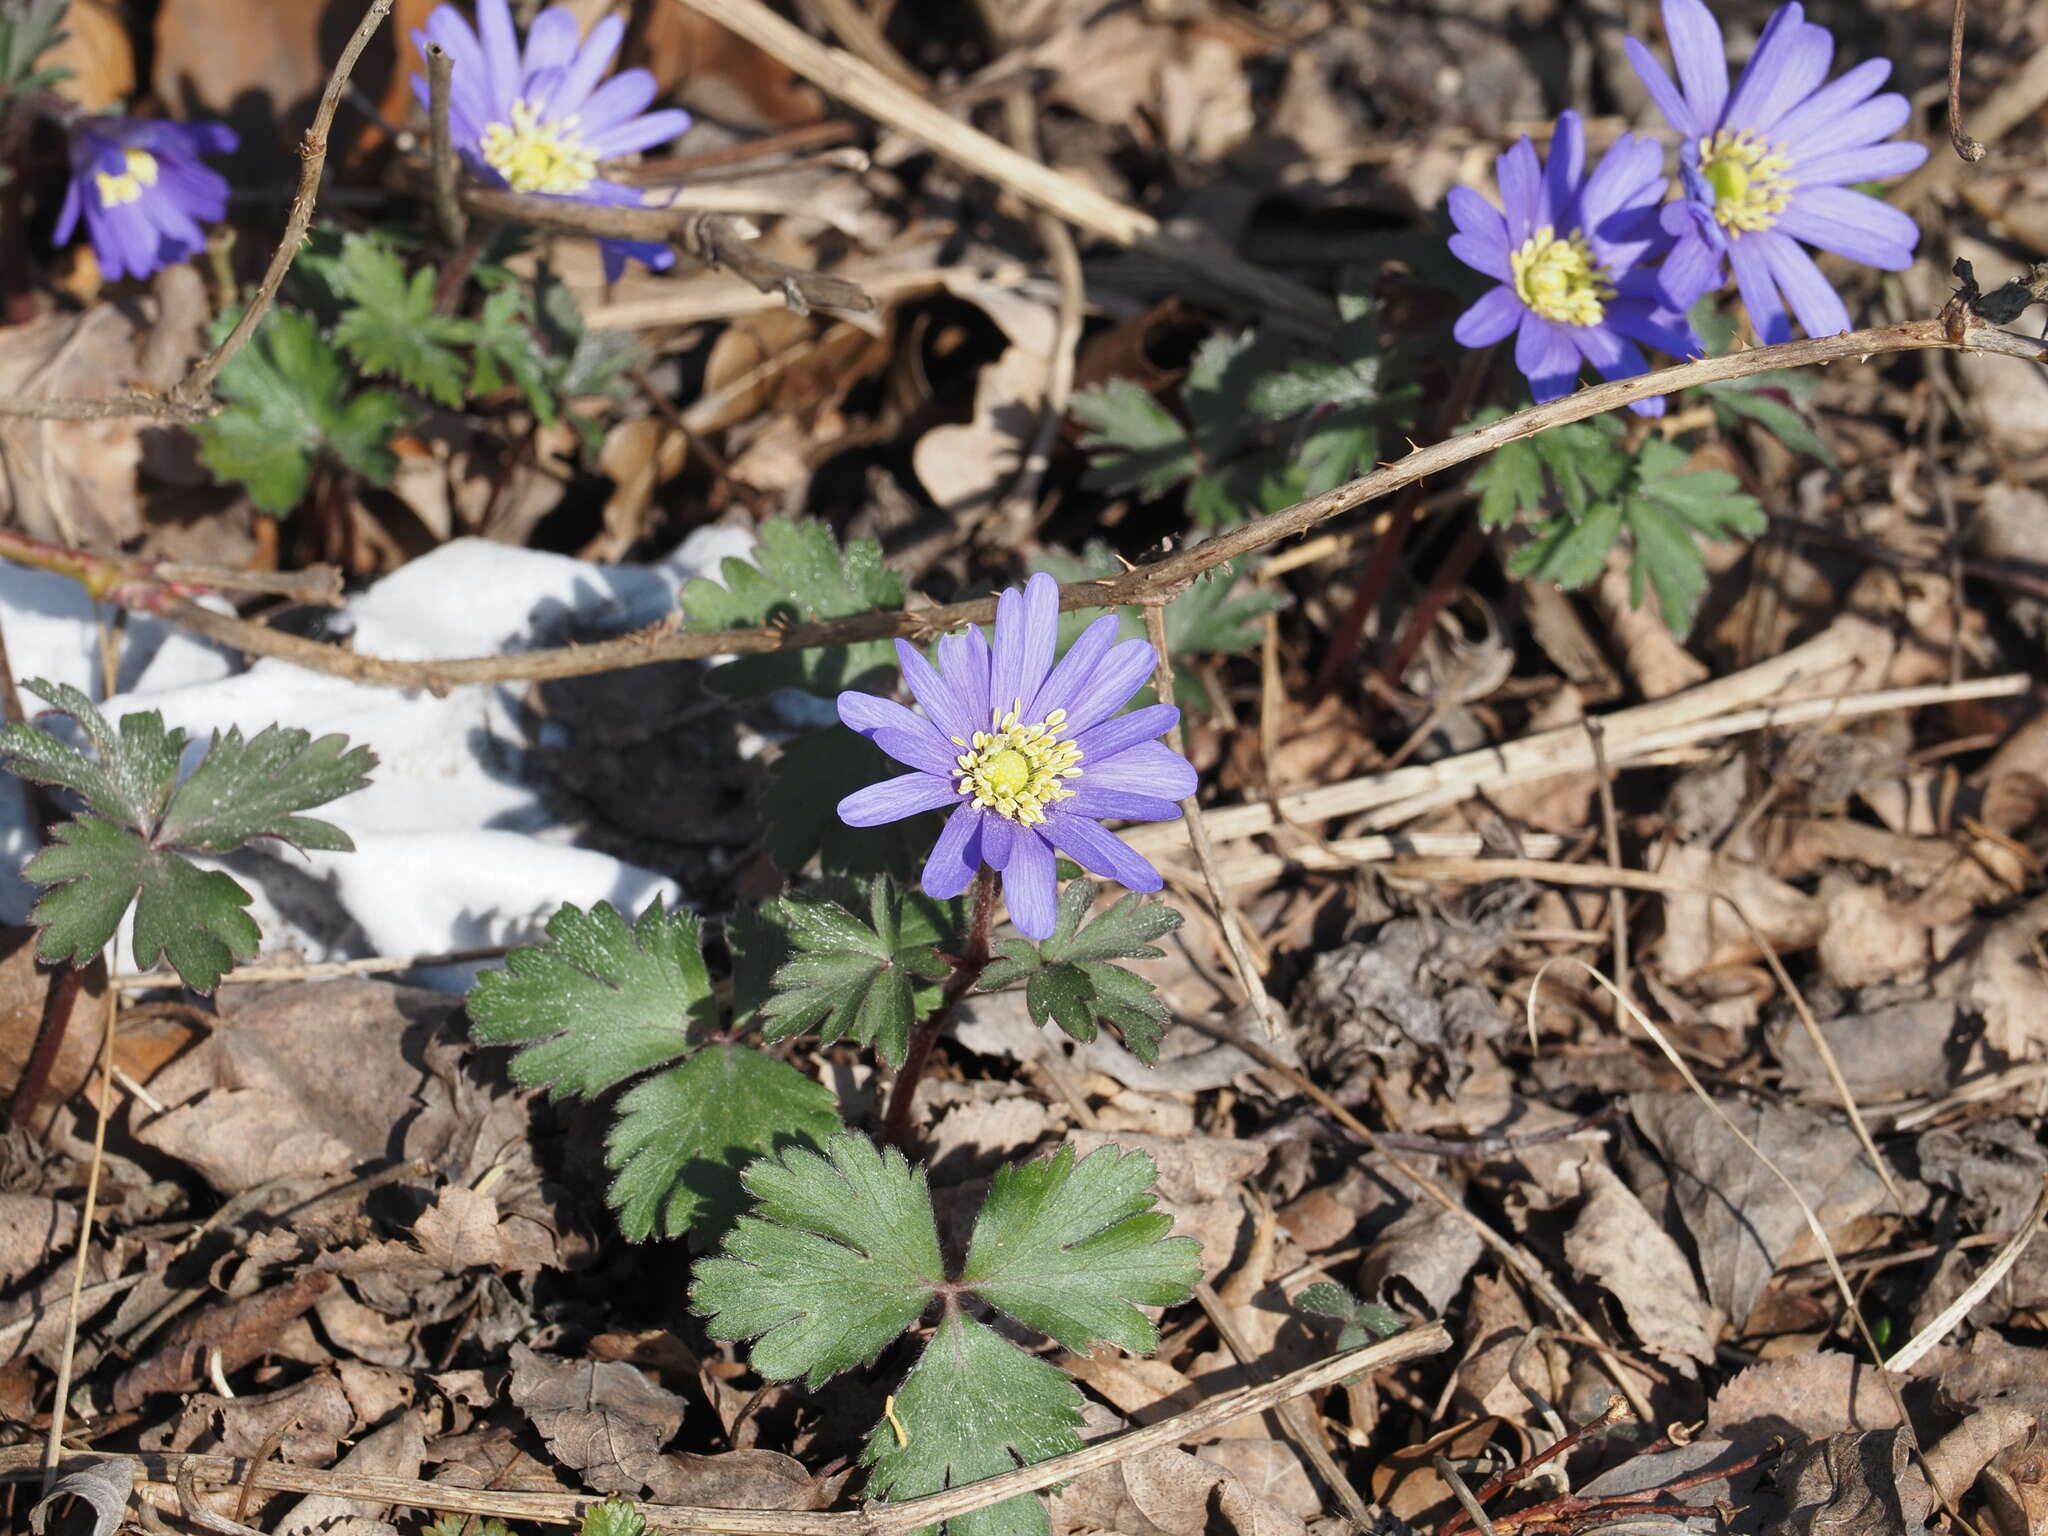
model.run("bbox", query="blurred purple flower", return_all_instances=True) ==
[1447,110,1698,416]
[1627,0,1927,341]
[835,573,1196,941]
[412,0,690,282]
[56,117,237,282]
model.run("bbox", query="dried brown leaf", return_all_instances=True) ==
[1632,1092,1891,1330]
[1770,1430,1933,1534]
[112,1271,336,1412]
[1565,1163,1716,1370]
[1049,1442,1309,1536]
[412,1185,556,1275]
[1709,1352,1902,1441]
[508,1343,685,1497]
[276,1415,424,1535]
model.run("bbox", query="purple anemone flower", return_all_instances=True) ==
[1627,0,1928,342]
[1448,110,1698,417]
[55,117,237,282]
[835,572,1197,941]
[412,0,691,282]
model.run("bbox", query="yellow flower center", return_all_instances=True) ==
[481,99,598,195]
[1509,225,1613,327]
[1698,128,1795,233]
[953,704,1083,826]
[94,149,159,208]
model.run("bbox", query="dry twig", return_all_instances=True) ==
[98,317,2048,692]
[425,43,468,248]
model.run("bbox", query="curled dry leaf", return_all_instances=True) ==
[1922,1402,2037,1506]
[111,1270,336,1412]
[1936,889,2048,1061]
[29,1458,133,1536]
[1981,1435,2048,1536]
[1772,1429,1934,1535]
[1813,871,1942,990]
[165,1371,356,1462]
[645,1450,839,1511]
[1358,1203,1484,1318]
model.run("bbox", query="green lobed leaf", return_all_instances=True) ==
[758,727,935,881]
[22,818,259,991]
[606,1043,842,1249]
[980,882,1182,1064]
[757,876,949,1066]
[577,1500,646,1536]
[192,306,402,513]
[1507,500,1625,591]
[1468,428,1544,531]
[1708,385,1835,465]
[427,1518,513,1536]
[679,519,904,698]
[156,724,374,853]
[466,901,712,1099]
[690,1134,944,1387]
[468,285,559,422]
[19,818,149,970]
[1290,1279,1403,1352]
[329,234,472,407]
[959,1143,1201,1354]
[861,1311,1084,1536]
[0,680,183,830]
[1071,380,1196,499]
[1623,439,1765,637]
[1296,404,1380,498]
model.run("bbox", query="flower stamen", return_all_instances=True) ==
[1697,128,1795,233]
[481,99,598,194]
[94,149,159,208]
[1509,225,1614,326]
[954,703,1083,826]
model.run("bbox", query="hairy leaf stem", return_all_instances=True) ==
[881,866,996,1152]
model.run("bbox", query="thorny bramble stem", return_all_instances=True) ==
[881,867,997,1153]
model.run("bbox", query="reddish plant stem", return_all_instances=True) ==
[880,867,996,1152]
[7,962,83,1127]
[1442,1395,1633,1535]
[1309,484,1419,704]
[1311,347,1492,702]
[1377,514,1489,697]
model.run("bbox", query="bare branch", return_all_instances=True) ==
[108,313,2047,692]
[1947,0,1986,162]
[426,43,468,248]
[457,189,875,313]
[0,527,342,604]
